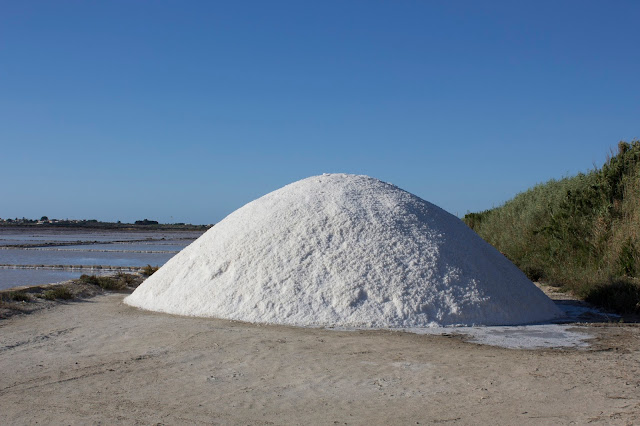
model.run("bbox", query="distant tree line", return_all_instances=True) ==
[134,219,159,225]
[0,216,210,230]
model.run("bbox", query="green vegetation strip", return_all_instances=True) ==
[464,140,640,315]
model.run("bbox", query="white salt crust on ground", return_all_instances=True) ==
[125,174,564,327]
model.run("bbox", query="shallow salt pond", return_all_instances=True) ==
[0,268,114,289]
[0,249,177,268]
[0,229,203,290]
[332,302,615,349]
[404,324,593,349]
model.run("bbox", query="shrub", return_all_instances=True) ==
[42,287,74,300]
[79,273,142,290]
[116,272,139,286]
[0,291,31,302]
[79,274,100,285]
[99,276,127,290]
[10,291,31,302]
[79,274,127,290]
[585,279,640,314]
[141,265,159,277]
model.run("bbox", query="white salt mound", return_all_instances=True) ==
[125,174,563,327]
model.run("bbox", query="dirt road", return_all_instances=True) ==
[1,294,639,425]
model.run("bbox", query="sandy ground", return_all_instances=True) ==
[1,293,639,425]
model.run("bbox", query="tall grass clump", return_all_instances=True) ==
[464,140,640,314]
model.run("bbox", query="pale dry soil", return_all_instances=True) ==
[1,294,639,425]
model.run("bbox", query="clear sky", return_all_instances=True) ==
[1,1,638,224]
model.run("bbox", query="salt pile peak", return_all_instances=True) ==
[125,173,563,327]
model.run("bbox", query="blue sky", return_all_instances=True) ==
[1,1,638,224]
